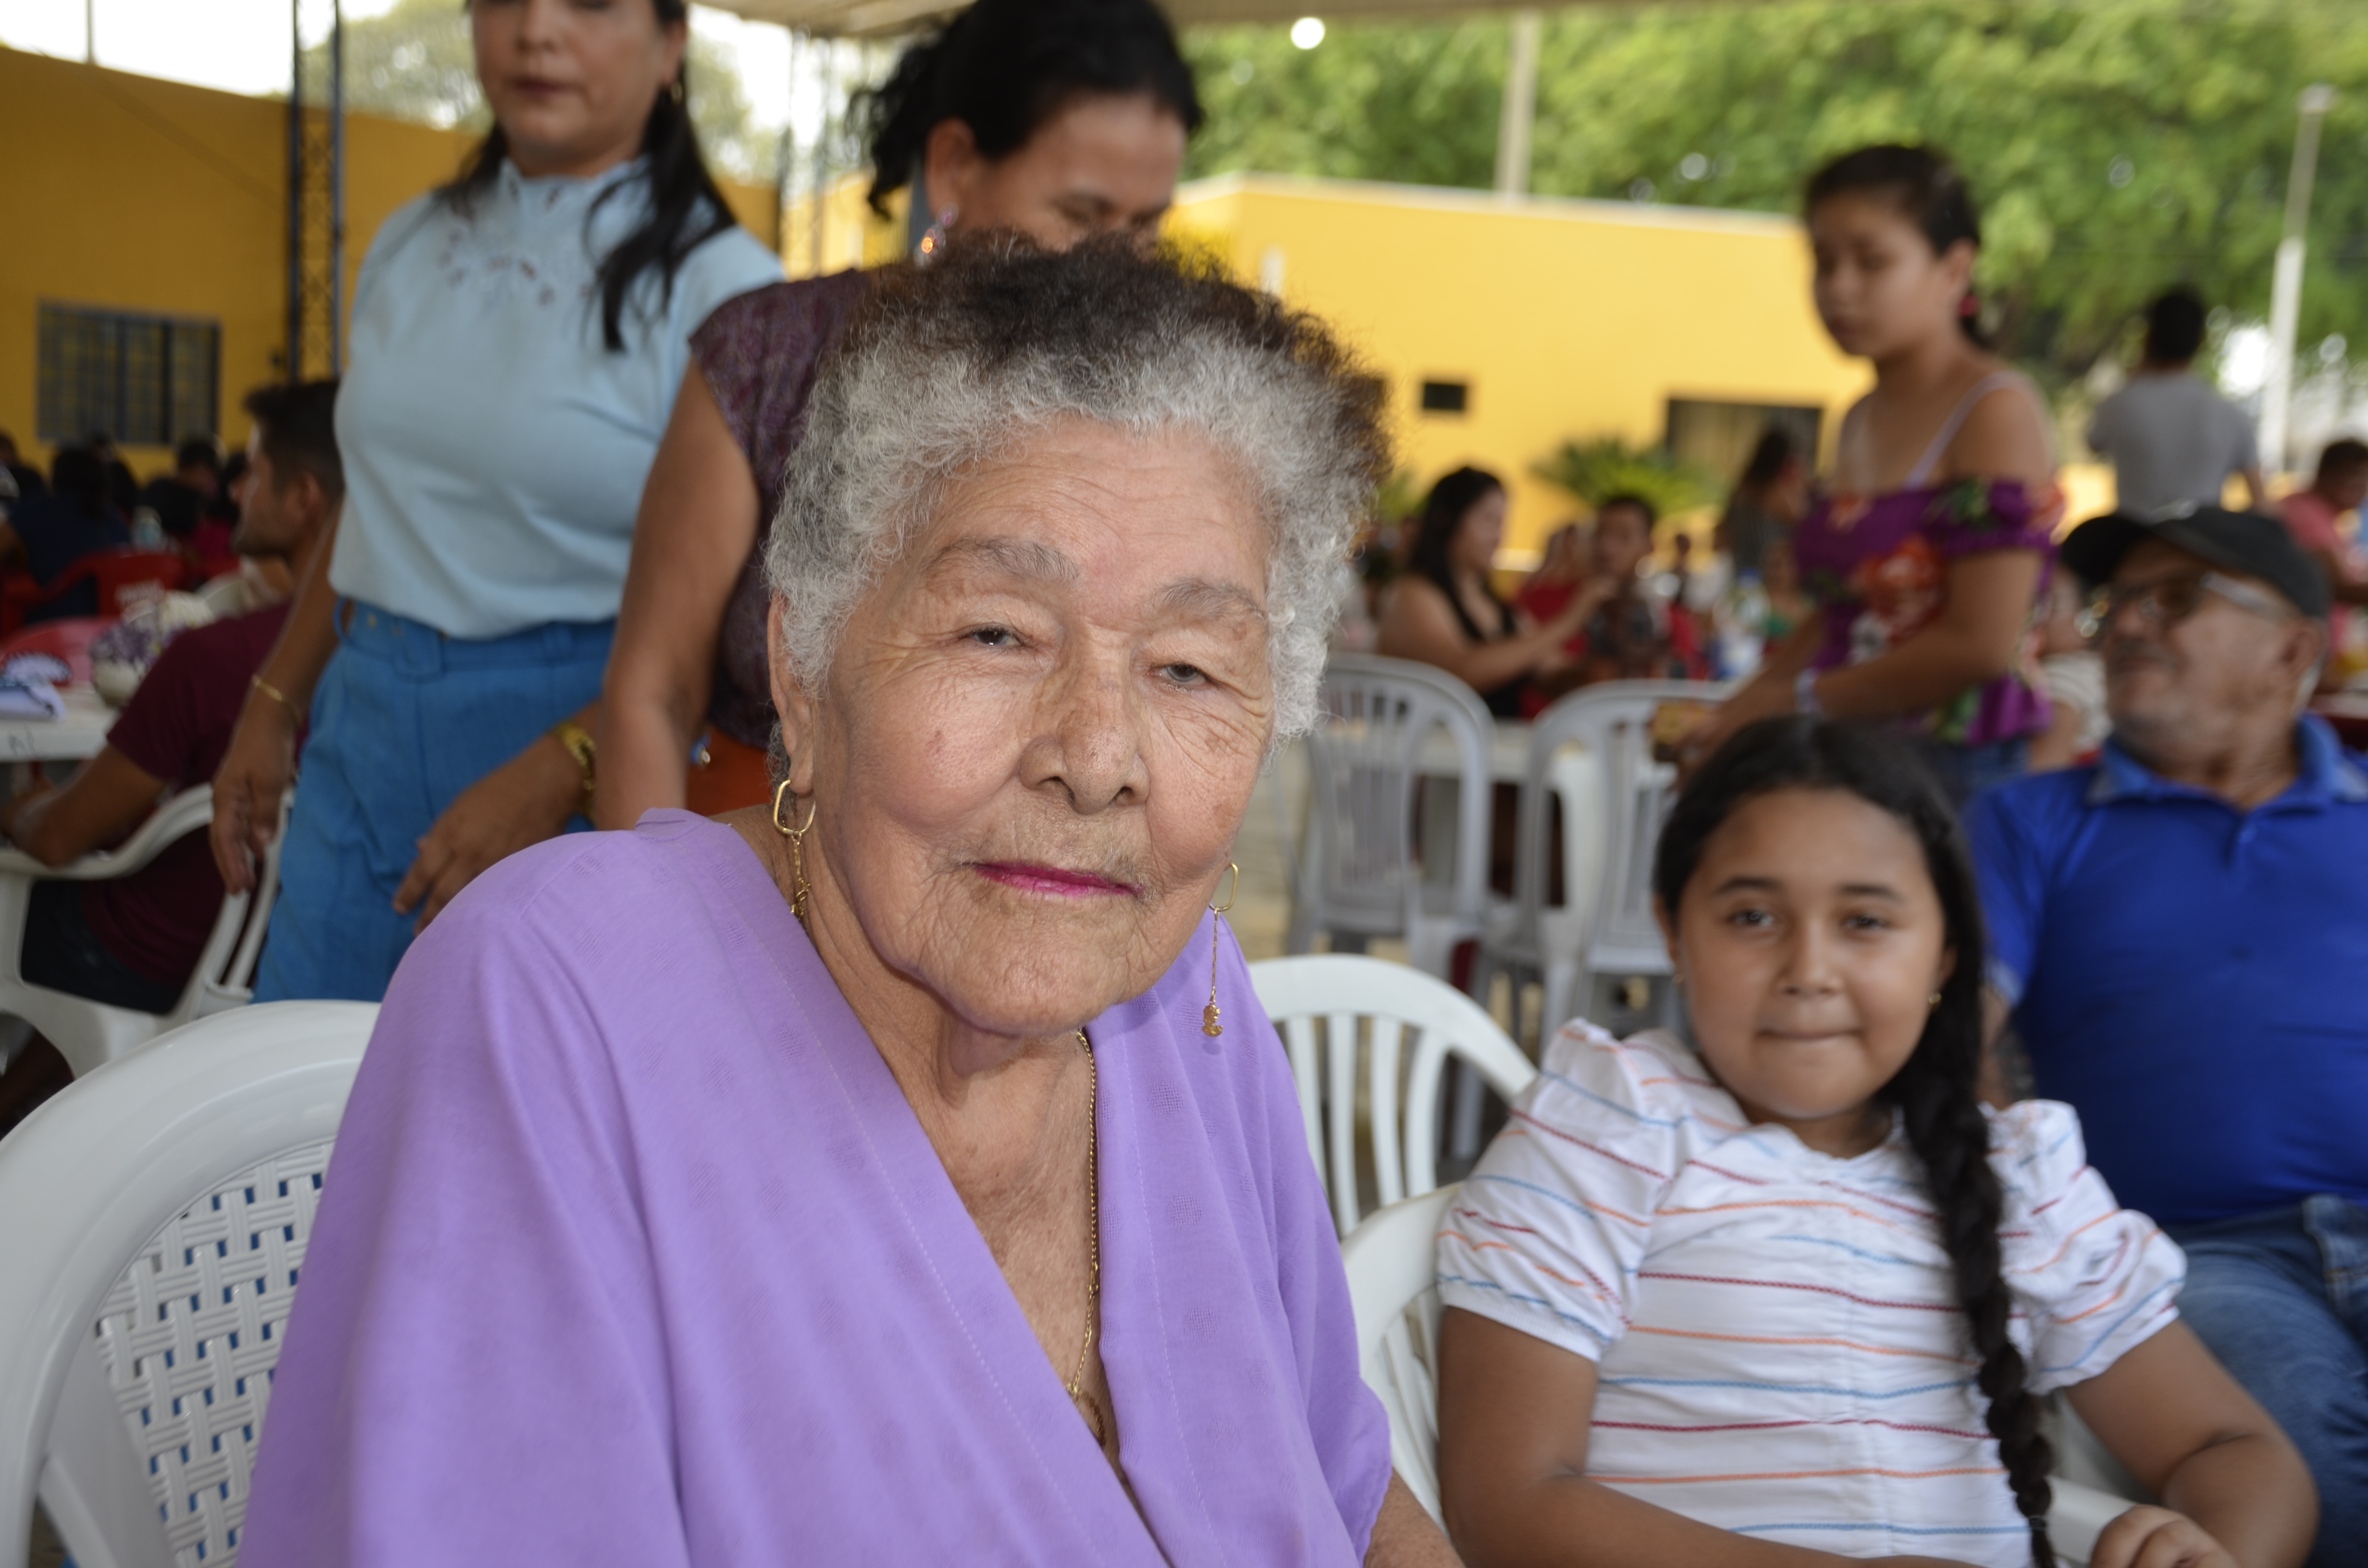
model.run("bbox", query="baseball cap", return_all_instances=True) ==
[2060,502,2331,619]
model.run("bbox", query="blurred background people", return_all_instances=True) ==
[1713,426,1807,580]
[1572,493,1703,686]
[2027,569,2107,771]
[598,0,1202,827]
[1377,465,1596,717]
[0,429,44,505]
[0,444,128,621]
[209,0,781,1001]
[0,381,337,1057]
[2088,286,2265,516]
[140,435,223,542]
[85,431,141,515]
[1686,144,2060,804]
[2278,437,2368,686]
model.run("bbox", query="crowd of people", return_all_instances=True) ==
[2,0,2365,1563]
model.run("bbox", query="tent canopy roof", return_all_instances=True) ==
[700,0,1518,38]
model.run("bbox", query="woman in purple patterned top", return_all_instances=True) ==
[1686,146,2060,804]
[595,0,1202,826]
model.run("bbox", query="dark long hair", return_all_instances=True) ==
[857,0,1202,219]
[49,448,109,519]
[1653,717,2054,1568]
[1406,465,1505,594]
[444,0,735,353]
[1806,144,1986,347]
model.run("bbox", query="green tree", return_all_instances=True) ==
[304,0,775,181]
[1185,1,2368,389]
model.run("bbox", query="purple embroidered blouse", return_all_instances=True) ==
[688,271,873,748]
[238,812,1392,1566]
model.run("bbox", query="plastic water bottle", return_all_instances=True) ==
[1716,571,1770,681]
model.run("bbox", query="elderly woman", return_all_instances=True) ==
[238,240,1457,1566]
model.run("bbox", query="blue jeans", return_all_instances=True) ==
[2168,1197,2368,1567]
[251,602,612,1004]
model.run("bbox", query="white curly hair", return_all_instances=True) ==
[763,235,1391,745]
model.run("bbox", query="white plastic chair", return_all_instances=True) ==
[1338,1185,2142,1563]
[1478,681,1722,1041]
[0,1001,375,1568]
[1288,655,1495,981]
[1251,954,1536,1235]
[0,786,288,1078]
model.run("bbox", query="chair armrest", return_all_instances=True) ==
[0,787,214,882]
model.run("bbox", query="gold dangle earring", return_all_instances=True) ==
[1203,862,1240,1037]
[771,778,817,927]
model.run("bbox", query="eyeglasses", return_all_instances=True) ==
[2078,570,2294,643]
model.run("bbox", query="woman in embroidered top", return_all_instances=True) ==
[238,241,1458,1568]
[207,0,781,996]
[594,0,1201,825]
[1435,716,2315,1568]
[1681,147,2062,805]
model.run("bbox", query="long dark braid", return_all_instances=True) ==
[1654,717,2053,1567]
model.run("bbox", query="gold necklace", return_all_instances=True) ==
[1064,1030,1104,1443]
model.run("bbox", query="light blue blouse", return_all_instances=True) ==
[331,158,781,639]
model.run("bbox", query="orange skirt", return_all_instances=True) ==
[685,727,774,817]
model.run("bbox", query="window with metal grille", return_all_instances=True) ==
[36,304,221,447]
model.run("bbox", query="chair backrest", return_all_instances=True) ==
[0,1002,376,1568]
[1298,655,1494,942]
[1251,955,1535,1235]
[1518,682,1721,999]
[88,551,188,618]
[0,787,291,1078]
[1338,1184,1458,1522]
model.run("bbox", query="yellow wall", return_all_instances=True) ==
[0,48,779,477]
[1168,173,1873,560]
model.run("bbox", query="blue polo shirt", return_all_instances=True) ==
[1969,715,2368,1227]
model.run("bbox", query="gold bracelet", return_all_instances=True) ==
[549,719,596,811]
[250,674,303,720]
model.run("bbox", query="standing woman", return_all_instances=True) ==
[1377,466,1596,717]
[210,0,782,998]
[595,0,1201,826]
[1683,146,2059,803]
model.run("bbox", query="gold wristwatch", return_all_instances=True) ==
[549,719,596,813]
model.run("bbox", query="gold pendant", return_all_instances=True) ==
[1202,1002,1223,1037]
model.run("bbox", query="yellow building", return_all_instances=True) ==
[1167,172,1875,560]
[0,48,778,478]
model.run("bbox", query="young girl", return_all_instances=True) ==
[1681,146,2060,806]
[1435,718,2315,1568]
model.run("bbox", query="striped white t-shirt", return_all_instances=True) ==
[1436,1023,2183,1563]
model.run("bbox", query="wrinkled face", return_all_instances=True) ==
[2101,539,2316,753]
[935,92,1187,251]
[471,0,684,180]
[1452,488,1508,575]
[1659,788,1952,1136]
[1809,192,1973,361]
[1591,503,1653,582]
[776,420,1274,1038]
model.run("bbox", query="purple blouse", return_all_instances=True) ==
[239,812,1390,1566]
[689,272,873,748]
[1792,477,2063,748]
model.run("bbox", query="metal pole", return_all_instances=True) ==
[288,0,304,382]
[775,28,798,260]
[329,0,345,377]
[810,41,831,280]
[1493,9,1542,198]
[2262,83,2336,478]
[85,0,95,64]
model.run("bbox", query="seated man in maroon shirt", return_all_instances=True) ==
[0,381,337,1038]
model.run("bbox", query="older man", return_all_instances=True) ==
[1970,504,2365,1565]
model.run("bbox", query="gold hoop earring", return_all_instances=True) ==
[1202,862,1239,1037]
[1929,991,1943,1009]
[771,778,816,927]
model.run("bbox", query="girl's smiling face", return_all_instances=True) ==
[1657,786,1955,1156]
